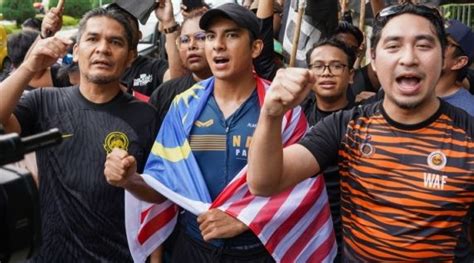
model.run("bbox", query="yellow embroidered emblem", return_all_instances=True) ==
[103,131,129,154]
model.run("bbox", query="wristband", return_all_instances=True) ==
[163,24,179,34]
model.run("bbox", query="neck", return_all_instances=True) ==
[435,73,461,98]
[213,73,256,119]
[214,72,256,102]
[383,95,440,125]
[79,79,121,103]
[315,94,348,112]
[192,69,212,82]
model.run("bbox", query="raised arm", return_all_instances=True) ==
[0,37,71,133]
[247,68,320,196]
[29,6,65,88]
[155,0,188,80]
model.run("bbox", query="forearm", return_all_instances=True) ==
[256,0,273,18]
[124,173,166,203]
[0,65,34,124]
[162,20,186,80]
[248,113,285,196]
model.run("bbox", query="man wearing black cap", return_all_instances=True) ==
[167,4,273,262]
[435,19,474,116]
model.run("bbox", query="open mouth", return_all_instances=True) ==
[318,80,336,88]
[213,57,229,64]
[395,74,422,94]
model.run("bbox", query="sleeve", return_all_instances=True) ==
[152,58,169,87]
[253,17,280,81]
[13,89,41,136]
[298,110,350,171]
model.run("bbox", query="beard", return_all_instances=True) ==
[85,73,119,85]
[385,91,428,110]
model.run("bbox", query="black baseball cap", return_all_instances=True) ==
[199,3,260,38]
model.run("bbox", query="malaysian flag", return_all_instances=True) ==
[125,76,336,262]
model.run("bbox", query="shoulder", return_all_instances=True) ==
[440,100,474,137]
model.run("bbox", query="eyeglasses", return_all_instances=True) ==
[177,31,206,48]
[309,62,348,75]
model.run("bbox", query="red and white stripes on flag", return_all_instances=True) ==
[125,77,337,262]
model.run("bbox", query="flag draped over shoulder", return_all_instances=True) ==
[125,76,337,262]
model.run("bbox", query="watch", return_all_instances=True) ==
[163,24,180,34]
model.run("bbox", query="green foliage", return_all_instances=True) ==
[62,15,78,26]
[2,0,36,25]
[3,24,20,34]
[48,0,92,18]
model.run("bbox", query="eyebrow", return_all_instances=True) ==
[382,34,437,43]
[206,27,243,34]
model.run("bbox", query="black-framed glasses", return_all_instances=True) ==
[309,62,348,75]
[177,31,206,48]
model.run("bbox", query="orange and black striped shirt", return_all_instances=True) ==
[300,100,474,261]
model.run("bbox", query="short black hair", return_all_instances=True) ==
[306,38,357,69]
[77,7,135,51]
[105,4,140,50]
[371,3,447,57]
[334,21,364,48]
[22,18,42,31]
[7,30,39,67]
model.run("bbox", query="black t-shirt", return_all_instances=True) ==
[121,55,169,96]
[299,100,474,261]
[149,74,196,132]
[15,86,157,262]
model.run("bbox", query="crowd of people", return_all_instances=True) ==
[1,0,474,262]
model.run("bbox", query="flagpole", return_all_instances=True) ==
[289,0,305,67]
[355,0,366,69]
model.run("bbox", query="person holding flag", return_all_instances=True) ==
[105,3,336,263]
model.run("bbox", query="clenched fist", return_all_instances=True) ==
[104,148,138,188]
[262,68,316,117]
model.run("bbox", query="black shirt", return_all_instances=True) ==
[121,55,168,96]
[149,74,196,132]
[15,86,157,262]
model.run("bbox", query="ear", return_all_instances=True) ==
[370,48,377,72]
[251,39,264,59]
[450,55,468,71]
[72,43,79,62]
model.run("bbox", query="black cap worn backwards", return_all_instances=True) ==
[199,3,260,38]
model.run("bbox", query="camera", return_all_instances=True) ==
[0,128,62,262]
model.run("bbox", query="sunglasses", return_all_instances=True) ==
[375,3,443,26]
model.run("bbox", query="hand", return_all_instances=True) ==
[104,148,138,188]
[262,68,316,117]
[155,0,175,27]
[197,209,248,241]
[22,36,71,74]
[41,6,64,38]
[242,0,254,9]
[180,4,208,18]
